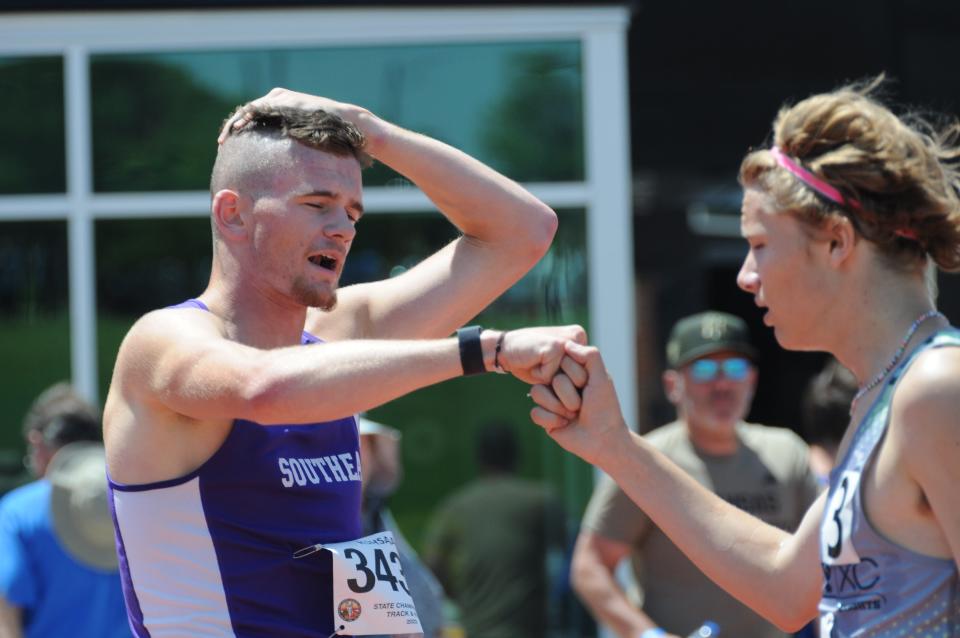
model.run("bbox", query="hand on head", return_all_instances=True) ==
[217,88,367,144]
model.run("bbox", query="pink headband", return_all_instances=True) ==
[770,146,861,211]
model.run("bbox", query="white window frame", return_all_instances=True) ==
[0,6,635,426]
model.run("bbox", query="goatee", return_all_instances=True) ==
[291,278,337,311]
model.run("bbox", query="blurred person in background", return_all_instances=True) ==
[358,415,448,638]
[20,382,100,478]
[424,420,566,638]
[800,359,858,489]
[572,311,818,638]
[0,383,129,638]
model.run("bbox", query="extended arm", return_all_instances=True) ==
[222,89,557,341]
[532,343,825,631]
[115,308,584,426]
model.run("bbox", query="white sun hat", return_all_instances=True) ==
[47,442,118,571]
[357,415,401,440]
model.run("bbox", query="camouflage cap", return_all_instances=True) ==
[666,311,756,368]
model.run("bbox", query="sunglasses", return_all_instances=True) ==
[688,357,751,383]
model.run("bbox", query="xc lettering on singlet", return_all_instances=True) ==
[822,557,880,595]
[278,452,362,487]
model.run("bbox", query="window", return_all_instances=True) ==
[0,57,65,194]
[0,8,632,534]
[90,42,583,191]
[0,221,70,483]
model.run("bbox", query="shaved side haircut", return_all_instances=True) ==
[210,106,370,199]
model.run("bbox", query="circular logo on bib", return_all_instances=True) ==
[338,598,362,622]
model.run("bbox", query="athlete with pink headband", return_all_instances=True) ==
[531,77,960,636]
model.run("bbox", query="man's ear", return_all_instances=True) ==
[826,216,857,267]
[211,189,248,241]
[663,369,683,405]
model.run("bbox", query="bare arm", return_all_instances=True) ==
[532,343,824,631]
[223,89,557,341]
[0,598,22,638]
[340,113,557,339]
[116,307,584,425]
[571,531,672,638]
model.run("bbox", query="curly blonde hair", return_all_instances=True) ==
[739,77,960,272]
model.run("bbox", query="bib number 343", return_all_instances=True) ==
[343,545,410,596]
[299,531,423,636]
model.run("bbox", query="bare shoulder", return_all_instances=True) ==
[113,306,225,390]
[895,346,960,417]
[129,304,225,340]
[892,346,960,460]
[105,306,232,483]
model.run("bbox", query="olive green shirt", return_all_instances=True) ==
[582,421,819,637]
[424,475,565,638]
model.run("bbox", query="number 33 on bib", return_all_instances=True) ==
[820,470,862,565]
[296,531,423,636]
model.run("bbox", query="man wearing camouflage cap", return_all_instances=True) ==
[571,311,818,638]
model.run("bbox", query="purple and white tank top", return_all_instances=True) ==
[108,299,362,637]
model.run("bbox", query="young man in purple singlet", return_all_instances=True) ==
[532,79,960,637]
[103,89,584,637]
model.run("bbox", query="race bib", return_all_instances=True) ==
[297,531,423,636]
[820,470,862,566]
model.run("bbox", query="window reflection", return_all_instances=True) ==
[90,58,233,193]
[91,41,582,191]
[95,217,212,316]
[0,221,70,486]
[94,209,586,356]
[95,217,212,395]
[343,209,587,326]
[0,57,65,194]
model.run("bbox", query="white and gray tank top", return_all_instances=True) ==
[818,328,960,637]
